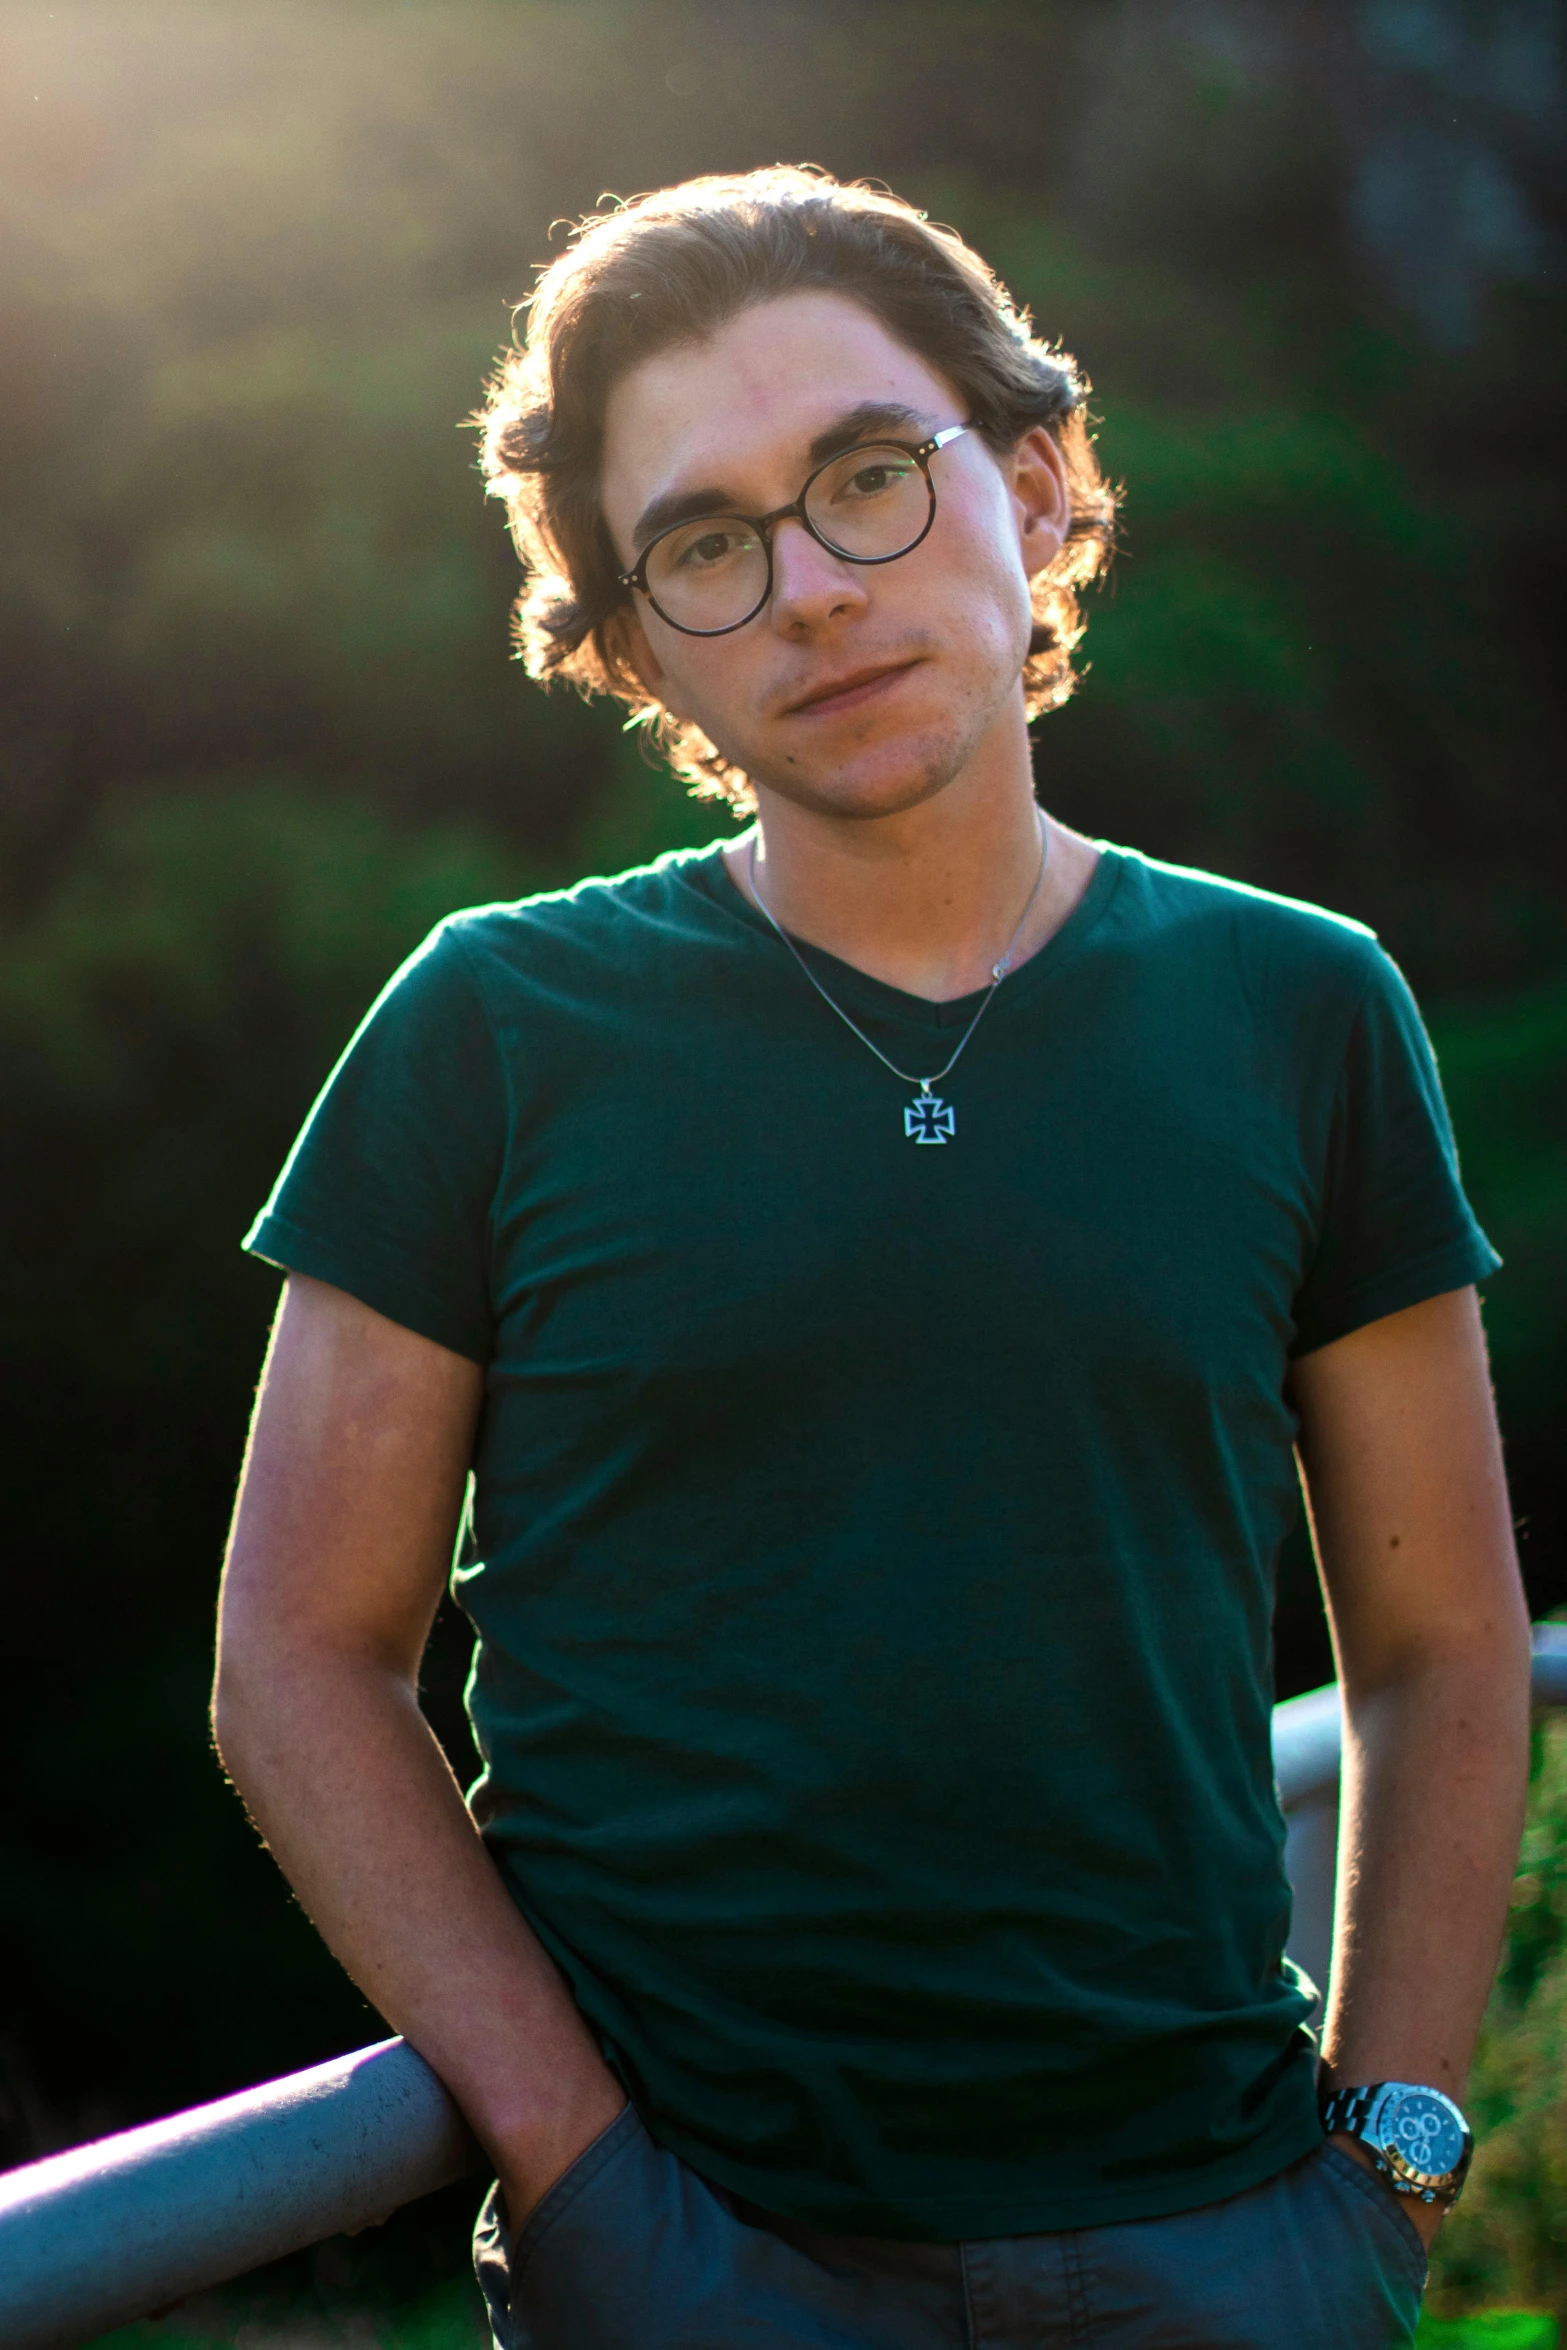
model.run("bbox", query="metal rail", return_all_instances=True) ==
[0,2040,479,2350]
[4,1626,1565,2350]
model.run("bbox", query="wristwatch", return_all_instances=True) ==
[1320,2081,1474,2207]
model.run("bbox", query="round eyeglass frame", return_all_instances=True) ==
[617,424,972,637]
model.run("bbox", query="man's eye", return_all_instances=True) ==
[675,528,747,569]
[828,455,918,505]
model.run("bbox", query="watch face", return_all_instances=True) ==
[1380,2088,1467,2183]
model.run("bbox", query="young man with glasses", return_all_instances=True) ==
[215,170,1530,2346]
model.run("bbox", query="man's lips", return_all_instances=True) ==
[781,658,921,718]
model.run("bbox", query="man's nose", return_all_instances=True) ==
[766,516,868,634]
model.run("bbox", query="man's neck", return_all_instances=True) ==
[724,740,1100,1004]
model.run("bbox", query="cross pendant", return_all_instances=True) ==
[904,1086,955,1144]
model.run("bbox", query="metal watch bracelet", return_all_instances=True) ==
[1320,2081,1474,2208]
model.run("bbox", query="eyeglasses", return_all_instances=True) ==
[618,424,972,637]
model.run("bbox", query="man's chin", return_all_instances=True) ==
[747,741,966,824]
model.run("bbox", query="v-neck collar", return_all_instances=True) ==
[685,835,1128,1033]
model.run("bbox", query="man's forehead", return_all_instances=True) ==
[599,290,955,531]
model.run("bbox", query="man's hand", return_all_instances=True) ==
[1292,1285,1530,2253]
[214,1273,627,2220]
[1326,2133,1446,2252]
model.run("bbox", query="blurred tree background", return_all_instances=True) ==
[1,0,1564,2328]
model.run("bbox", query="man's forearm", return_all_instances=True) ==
[1288,1287,1533,2241]
[212,1644,625,2217]
[1322,1641,1528,2093]
[1318,1636,1529,2245]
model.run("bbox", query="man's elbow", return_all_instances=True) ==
[210,1618,272,1783]
[210,1601,417,1780]
[209,1591,313,1780]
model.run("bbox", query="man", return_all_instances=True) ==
[214,169,1531,2347]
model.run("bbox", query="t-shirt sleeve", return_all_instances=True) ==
[1290,946,1501,1356]
[243,921,505,1362]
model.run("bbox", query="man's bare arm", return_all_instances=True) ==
[1291,1284,1532,2244]
[212,1272,626,2223]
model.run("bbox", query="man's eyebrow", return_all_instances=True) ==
[631,480,739,555]
[629,401,934,555]
[805,400,928,464]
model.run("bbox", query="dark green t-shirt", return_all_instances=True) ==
[245,839,1498,2238]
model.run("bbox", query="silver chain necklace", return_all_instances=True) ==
[747,812,1049,1145]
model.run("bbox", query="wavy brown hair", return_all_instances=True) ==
[474,166,1117,811]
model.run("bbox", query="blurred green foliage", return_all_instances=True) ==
[1418,2319,1559,2349]
[1,0,1564,2323]
[1425,1718,1567,2320]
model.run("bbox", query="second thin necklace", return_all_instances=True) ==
[748,812,1049,1145]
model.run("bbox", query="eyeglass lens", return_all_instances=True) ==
[643,443,933,633]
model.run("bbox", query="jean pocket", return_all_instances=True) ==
[511,2103,643,2276]
[477,2108,891,2350]
[473,2103,643,2349]
[1318,2143,1430,2284]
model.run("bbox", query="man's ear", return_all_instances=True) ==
[1009,426,1071,582]
[604,603,691,722]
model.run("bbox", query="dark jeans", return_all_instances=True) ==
[474,2105,1428,2348]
